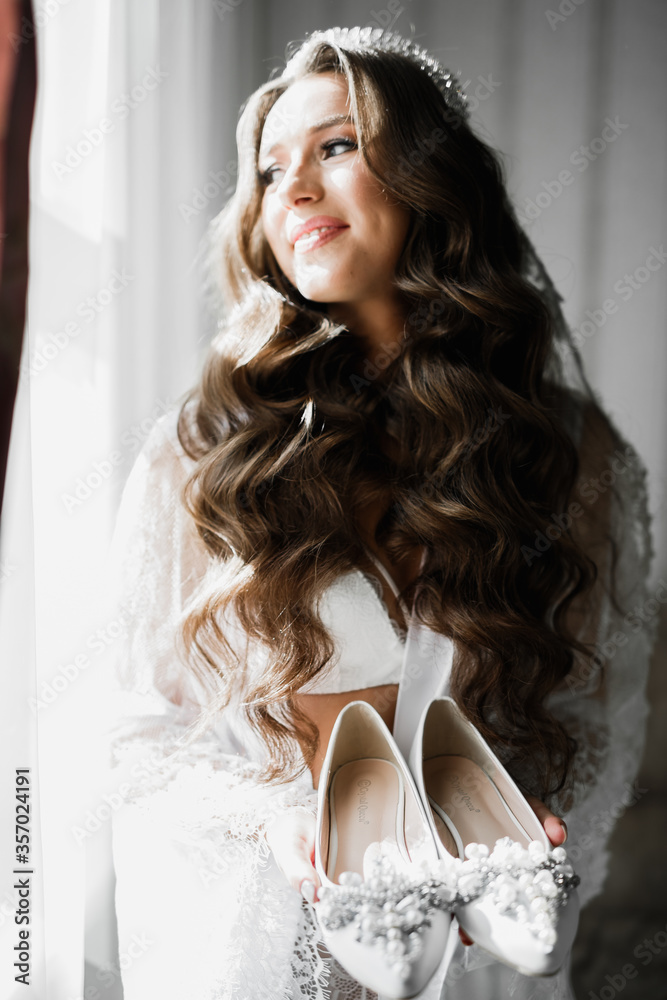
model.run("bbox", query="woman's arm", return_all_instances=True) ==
[108,409,326,997]
[106,409,318,840]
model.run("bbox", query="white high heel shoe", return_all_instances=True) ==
[314,700,456,999]
[409,696,580,977]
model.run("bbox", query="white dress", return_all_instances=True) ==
[108,397,656,1000]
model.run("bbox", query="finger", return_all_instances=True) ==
[279,846,321,900]
[300,878,318,904]
[265,812,322,899]
[526,795,568,847]
[297,863,321,902]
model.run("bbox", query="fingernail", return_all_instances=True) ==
[300,879,316,903]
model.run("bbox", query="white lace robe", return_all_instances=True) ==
[108,399,656,1000]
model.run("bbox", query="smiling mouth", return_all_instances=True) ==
[293,226,349,254]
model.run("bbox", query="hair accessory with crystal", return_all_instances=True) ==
[284,25,469,119]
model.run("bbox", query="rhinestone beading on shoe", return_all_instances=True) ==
[444,838,580,954]
[317,853,454,982]
[316,838,580,970]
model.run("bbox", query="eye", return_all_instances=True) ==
[258,165,281,185]
[321,137,357,158]
[258,136,357,186]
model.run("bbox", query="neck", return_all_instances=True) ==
[328,294,408,369]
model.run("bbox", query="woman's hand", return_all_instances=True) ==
[458,796,568,947]
[526,794,568,848]
[264,809,321,903]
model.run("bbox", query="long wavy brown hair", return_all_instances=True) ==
[174,34,619,799]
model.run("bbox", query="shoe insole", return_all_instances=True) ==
[423,755,532,856]
[430,801,460,858]
[327,758,403,883]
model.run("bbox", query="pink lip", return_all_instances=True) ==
[293,227,348,255]
[289,215,349,245]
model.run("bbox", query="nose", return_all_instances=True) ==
[275,155,323,210]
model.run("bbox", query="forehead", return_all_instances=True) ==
[259,73,353,158]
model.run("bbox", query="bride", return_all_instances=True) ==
[108,26,655,1000]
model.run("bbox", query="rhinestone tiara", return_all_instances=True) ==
[286,26,469,120]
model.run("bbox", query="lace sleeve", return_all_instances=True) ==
[107,409,317,836]
[543,398,657,907]
[107,410,325,1000]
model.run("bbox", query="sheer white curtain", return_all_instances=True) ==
[0,1,664,997]
[0,1,256,996]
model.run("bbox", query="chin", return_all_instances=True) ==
[291,271,351,305]
[295,286,341,305]
[284,284,330,313]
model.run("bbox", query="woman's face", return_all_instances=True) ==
[258,72,411,307]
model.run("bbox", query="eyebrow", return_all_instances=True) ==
[258,113,356,159]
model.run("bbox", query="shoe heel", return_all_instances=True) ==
[314,701,456,998]
[410,696,581,977]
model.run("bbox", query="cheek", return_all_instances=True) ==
[260,200,277,250]
[370,207,411,267]
[351,175,409,247]
[261,200,290,266]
